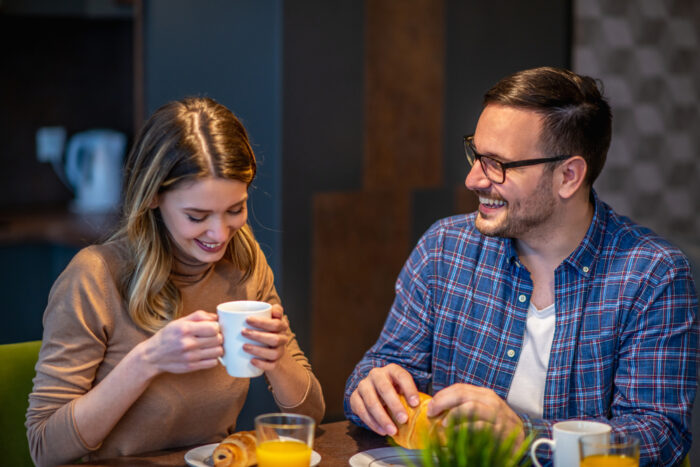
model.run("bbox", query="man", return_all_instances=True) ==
[344,67,697,466]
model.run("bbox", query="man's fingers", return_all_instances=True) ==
[350,364,423,437]
[384,364,420,408]
[429,383,489,416]
[356,379,398,436]
[366,366,410,429]
[442,401,484,426]
[350,390,389,436]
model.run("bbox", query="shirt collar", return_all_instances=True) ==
[561,189,604,277]
[504,189,604,276]
[505,237,519,265]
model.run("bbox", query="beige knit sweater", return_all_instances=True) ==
[26,239,324,467]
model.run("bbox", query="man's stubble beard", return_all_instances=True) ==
[474,170,557,239]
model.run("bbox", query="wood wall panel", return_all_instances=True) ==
[311,0,446,420]
[304,0,570,422]
[311,190,410,419]
[364,0,445,190]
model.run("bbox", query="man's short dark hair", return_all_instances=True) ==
[484,67,612,187]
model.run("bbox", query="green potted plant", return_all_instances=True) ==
[401,415,534,467]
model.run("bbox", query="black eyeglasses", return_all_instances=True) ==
[463,135,572,184]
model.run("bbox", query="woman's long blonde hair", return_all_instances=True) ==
[111,97,258,332]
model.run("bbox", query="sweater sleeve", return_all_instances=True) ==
[272,328,326,424]
[25,246,120,467]
[252,242,326,424]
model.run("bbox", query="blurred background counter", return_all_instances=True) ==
[0,209,118,345]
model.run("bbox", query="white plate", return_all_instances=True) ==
[184,442,321,467]
[185,443,217,467]
[348,447,427,467]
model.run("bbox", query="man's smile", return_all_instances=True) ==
[478,195,507,209]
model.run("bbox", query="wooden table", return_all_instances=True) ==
[59,420,389,466]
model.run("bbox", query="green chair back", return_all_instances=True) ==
[0,340,41,467]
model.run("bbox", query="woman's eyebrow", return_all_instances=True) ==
[184,197,248,213]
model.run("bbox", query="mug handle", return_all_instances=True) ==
[530,438,555,467]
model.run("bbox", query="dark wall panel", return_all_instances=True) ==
[143,0,283,278]
[281,0,365,352]
[285,0,571,421]
[444,0,571,186]
[142,0,284,429]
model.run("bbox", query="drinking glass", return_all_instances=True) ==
[579,432,640,467]
[255,413,315,467]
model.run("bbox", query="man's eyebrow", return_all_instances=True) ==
[483,152,510,162]
[475,143,510,163]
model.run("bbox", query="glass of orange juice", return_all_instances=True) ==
[579,432,640,467]
[255,413,315,467]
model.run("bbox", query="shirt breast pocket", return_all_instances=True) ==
[572,326,617,416]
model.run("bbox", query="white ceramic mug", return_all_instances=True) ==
[530,420,611,467]
[217,300,272,377]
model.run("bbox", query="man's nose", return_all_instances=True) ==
[465,162,490,190]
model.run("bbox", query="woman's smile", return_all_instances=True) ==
[194,239,226,253]
[155,177,249,264]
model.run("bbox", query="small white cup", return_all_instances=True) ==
[217,300,272,378]
[530,420,611,467]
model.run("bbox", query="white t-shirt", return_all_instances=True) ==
[506,301,556,418]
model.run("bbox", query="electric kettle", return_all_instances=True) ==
[64,129,127,213]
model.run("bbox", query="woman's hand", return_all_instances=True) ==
[241,304,290,372]
[138,310,223,376]
[72,310,222,449]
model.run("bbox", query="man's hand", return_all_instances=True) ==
[427,383,525,444]
[349,363,420,436]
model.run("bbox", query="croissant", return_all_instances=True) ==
[390,392,446,449]
[212,430,257,467]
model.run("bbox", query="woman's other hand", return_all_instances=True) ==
[241,304,290,371]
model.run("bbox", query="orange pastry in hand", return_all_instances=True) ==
[390,392,446,449]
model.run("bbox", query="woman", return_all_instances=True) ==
[26,97,325,467]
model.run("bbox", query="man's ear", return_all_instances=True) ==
[557,156,587,199]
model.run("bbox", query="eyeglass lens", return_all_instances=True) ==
[465,138,505,184]
[478,156,504,183]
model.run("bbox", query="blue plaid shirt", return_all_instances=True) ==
[344,192,698,466]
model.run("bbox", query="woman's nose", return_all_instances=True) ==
[207,218,229,242]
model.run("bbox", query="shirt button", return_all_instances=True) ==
[583,266,590,273]
[518,294,527,303]
[507,349,516,358]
